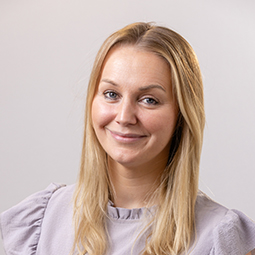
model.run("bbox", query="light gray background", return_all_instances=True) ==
[0,0,254,253]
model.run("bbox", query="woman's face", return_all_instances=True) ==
[91,45,178,170]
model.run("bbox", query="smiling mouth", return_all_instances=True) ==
[106,128,147,142]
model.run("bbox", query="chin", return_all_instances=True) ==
[109,153,142,168]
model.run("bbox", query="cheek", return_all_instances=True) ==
[143,110,177,135]
[143,110,178,149]
[91,98,115,128]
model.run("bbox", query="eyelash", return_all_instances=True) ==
[103,90,159,106]
[103,91,119,100]
[141,97,159,105]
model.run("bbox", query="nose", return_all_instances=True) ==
[115,99,137,126]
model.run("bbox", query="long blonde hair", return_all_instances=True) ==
[73,22,205,255]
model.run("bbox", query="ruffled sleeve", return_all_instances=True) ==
[210,209,255,255]
[0,183,66,255]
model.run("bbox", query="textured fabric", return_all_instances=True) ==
[1,184,255,255]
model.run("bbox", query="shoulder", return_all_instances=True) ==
[193,192,255,255]
[0,183,75,255]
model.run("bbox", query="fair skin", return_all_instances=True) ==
[92,45,178,209]
[91,45,253,255]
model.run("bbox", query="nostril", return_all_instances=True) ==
[115,105,137,126]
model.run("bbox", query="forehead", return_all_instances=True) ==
[103,44,169,69]
[100,45,171,89]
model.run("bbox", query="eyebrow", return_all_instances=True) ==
[100,79,118,86]
[139,84,166,92]
[100,79,166,92]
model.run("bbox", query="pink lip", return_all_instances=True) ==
[106,129,146,143]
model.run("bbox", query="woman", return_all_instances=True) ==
[1,22,255,255]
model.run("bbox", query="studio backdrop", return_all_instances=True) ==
[0,1,254,253]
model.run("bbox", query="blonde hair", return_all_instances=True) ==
[73,22,205,255]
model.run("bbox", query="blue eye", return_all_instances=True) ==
[104,91,119,100]
[143,97,158,105]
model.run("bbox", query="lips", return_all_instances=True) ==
[106,128,146,143]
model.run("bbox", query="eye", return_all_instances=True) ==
[103,90,119,100]
[141,97,159,105]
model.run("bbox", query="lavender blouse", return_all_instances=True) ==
[1,183,255,255]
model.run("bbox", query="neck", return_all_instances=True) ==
[108,158,165,209]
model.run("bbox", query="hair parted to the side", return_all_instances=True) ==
[73,22,205,255]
